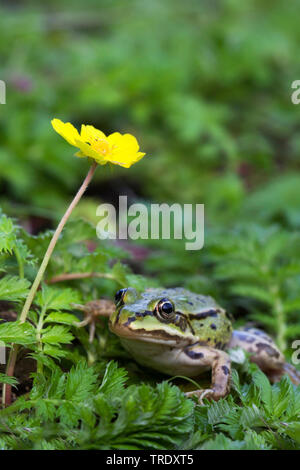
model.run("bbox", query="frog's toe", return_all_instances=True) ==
[185,388,215,405]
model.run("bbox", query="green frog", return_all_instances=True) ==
[89,287,300,402]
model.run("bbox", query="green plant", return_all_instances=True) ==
[0,211,299,449]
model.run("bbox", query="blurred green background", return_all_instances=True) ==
[1,0,300,352]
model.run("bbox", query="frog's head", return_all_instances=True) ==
[109,287,198,346]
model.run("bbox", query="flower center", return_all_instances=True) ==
[92,138,110,156]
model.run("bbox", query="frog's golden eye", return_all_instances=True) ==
[115,288,127,306]
[156,298,176,321]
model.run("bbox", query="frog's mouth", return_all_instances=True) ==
[109,319,191,347]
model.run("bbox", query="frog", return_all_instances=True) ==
[85,287,300,403]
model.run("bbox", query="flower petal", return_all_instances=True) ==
[107,132,139,152]
[106,151,146,168]
[81,125,106,142]
[51,119,81,146]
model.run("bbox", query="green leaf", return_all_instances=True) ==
[0,276,30,302]
[111,262,128,287]
[231,284,273,305]
[252,370,273,414]
[35,285,81,311]
[282,422,300,444]
[200,433,244,450]
[0,214,16,254]
[98,361,128,402]
[43,344,69,359]
[44,312,79,325]
[0,321,35,345]
[64,360,98,403]
[0,373,18,386]
[41,325,74,345]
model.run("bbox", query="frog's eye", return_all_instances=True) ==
[114,288,127,306]
[156,298,175,321]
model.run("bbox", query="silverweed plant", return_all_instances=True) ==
[2,120,146,407]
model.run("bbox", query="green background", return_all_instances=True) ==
[0,0,300,450]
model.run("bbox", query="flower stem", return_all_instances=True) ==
[2,161,98,407]
[19,162,97,323]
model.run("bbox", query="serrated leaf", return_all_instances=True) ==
[43,344,68,359]
[44,312,79,325]
[0,373,18,386]
[0,276,30,302]
[252,370,273,414]
[111,262,128,287]
[65,360,98,403]
[41,325,74,344]
[283,422,300,444]
[0,215,16,254]
[0,321,35,345]
[231,284,273,305]
[98,361,128,402]
[35,285,81,311]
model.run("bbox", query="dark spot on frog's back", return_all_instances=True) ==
[193,309,218,320]
[236,332,255,343]
[222,365,230,375]
[256,342,280,358]
[210,323,217,330]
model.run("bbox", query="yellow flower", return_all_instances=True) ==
[51,118,146,168]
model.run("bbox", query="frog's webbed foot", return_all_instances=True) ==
[185,385,230,404]
[185,388,215,405]
[183,344,232,404]
[72,300,115,343]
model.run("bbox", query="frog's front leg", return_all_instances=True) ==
[184,344,231,403]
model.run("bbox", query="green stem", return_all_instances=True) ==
[2,161,98,407]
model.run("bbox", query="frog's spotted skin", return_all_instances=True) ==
[106,287,300,403]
